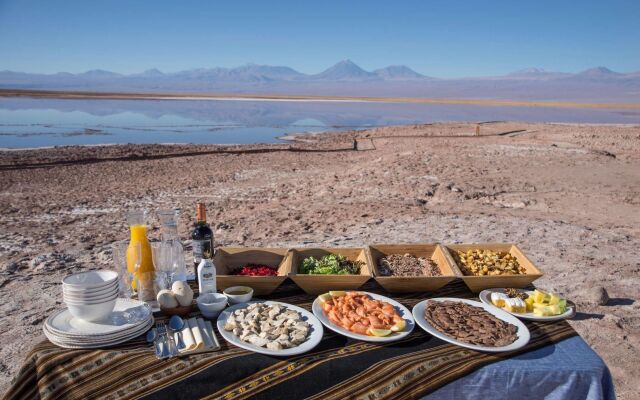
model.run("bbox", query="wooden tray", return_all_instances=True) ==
[367,244,458,293]
[441,243,543,293]
[212,247,291,295]
[287,248,372,295]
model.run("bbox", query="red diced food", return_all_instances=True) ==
[232,264,278,276]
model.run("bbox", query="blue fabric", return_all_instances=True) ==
[425,336,615,400]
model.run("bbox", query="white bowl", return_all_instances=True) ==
[63,281,118,294]
[64,291,118,304]
[197,293,228,319]
[66,298,117,322]
[62,270,118,289]
[63,279,118,293]
[64,289,119,303]
[222,286,254,305]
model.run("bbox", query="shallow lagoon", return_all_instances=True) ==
[0,97,637,148]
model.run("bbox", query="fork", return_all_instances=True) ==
[157,321,172,358]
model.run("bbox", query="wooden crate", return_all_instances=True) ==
[212,247,291,295]
[366,244,458,293]
[287,248,372,295]
[441,243,543,293]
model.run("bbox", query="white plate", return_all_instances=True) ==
[413,297,530,353]
[478,288,576,322]
[45,298,152,337]
[311,291,415,343]
[44,316,153,342]
[44,319,152,349]
[44,318,153,345]
[217,301,323,356]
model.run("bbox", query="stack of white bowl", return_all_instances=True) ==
[62,270,119,322]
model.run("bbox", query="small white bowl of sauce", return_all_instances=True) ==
[223,286,254,305]
[197,292,228,319]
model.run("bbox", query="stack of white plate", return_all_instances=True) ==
[44,298,154,348]
[63,270,119,322]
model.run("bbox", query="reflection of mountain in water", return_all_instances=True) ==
[1,98,638,132]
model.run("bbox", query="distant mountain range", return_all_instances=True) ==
[1,60,639,102]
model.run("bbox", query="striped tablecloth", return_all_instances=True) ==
[5,280,580,400]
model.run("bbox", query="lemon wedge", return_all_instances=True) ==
[329,290,346,297]
[390,319,406,332]
[369,328,392,337]
[318,293,332,305]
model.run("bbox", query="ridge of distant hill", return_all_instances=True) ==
[0,61,638,102]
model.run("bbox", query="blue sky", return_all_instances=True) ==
[0,0,639,77]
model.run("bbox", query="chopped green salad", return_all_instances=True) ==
[300,254,363,275]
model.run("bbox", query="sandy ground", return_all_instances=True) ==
[0,122,639,398]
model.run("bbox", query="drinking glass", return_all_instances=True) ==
[152,241,175,291]
[112,240,139,299]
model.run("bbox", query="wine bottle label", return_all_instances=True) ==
[193,239,213,264]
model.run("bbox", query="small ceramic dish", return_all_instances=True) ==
[223,286,254,305]
[197,293,228,319]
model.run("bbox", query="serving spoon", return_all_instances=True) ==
[169,315,186,351]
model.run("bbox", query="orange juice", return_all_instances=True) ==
[127,218,155,300]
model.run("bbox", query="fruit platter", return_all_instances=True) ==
[311,291,414,342]
[479,288,576,322]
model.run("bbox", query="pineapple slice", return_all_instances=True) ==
[524,297,535,312]
[533,304,563,316]
[532,289,547,304]
[548,293,562,305]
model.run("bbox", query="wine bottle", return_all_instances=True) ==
[191,203,214,284]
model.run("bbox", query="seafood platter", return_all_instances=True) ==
[311,291,415,342]
[217,301,323,356]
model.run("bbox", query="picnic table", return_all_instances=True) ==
[4,280,614,400]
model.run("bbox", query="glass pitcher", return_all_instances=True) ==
[127,210,155,301]
[157,209,188,282]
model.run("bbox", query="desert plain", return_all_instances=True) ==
[0,121,638,398]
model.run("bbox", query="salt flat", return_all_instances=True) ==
[0,122,638,398]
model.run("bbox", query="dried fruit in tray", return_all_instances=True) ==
[232,264,278,276]
[453,249,526,276]
[378,253,441,277]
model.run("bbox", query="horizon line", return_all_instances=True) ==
[2,88,639,110]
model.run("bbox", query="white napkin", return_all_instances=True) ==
[197,318,214,348]
[188,317,205,349]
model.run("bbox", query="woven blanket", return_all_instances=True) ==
[4,280,576,400]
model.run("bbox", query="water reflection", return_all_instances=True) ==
[0,97,637,148]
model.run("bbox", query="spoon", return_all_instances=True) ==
[146,328,161,357]
[169,315,186,351]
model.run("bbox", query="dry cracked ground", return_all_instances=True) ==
[0,122,639,398]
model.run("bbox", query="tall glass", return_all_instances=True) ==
[127,210,155,301]
[112,240,139,298]
[151,241,175,291]
[157,208,187,282]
